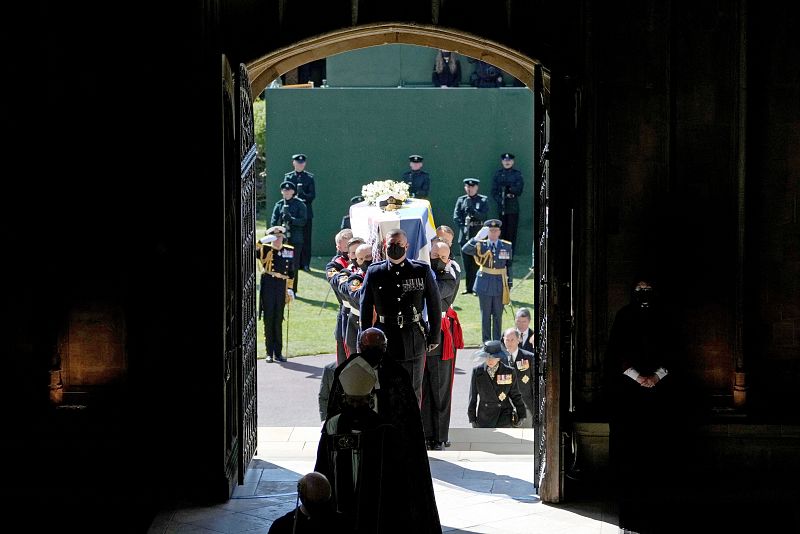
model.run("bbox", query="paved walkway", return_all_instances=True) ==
[259,349,487,428]
[148,427,620,533]
[148,352,621,532]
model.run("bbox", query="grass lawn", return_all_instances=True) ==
[255,219,535,359]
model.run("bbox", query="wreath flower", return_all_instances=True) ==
[361,179,410,205]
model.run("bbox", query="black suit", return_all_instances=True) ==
[519,327,534,352]
[467,361,527,428]
[506,348,536,426]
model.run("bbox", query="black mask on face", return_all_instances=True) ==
[431,258,446,272]
[634,287,654,309]
[359,259,372,271]
[386,243,406,260]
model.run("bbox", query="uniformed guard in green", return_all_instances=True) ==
[401,154,430,199]
[270,180,307,294]
[491,153,524,252]
[453,177,489,294]
[283,153,316,271]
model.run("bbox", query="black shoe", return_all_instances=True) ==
[444,441,452,448]
[431,442,443,451]
[275,355,287,362]
[461,289,473,295]
[302,266,311,272]
[267,356,274,363]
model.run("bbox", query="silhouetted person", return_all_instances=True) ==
[267,472,343,533]
[605,275,686,533]
[323,328,442,532]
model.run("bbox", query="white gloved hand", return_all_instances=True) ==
[474,226,490,240]
[260,234,277,244]
[287,289,295,301]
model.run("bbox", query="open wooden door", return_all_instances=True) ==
[236,62,258,483]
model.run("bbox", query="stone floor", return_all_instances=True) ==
[147,426,621,533]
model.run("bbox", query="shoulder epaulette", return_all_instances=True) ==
[284,171,293,177]
[479,194,488,200]
[305,171,314,177]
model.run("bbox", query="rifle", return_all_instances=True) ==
[280,200,292,241]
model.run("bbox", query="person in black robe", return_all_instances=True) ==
[605,274,690,533]
[315,357,420,534]
[323,328,441,533]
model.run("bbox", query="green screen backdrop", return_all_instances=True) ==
[263,86,534,264]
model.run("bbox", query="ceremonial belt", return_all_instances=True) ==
[341,301,352,309]
[479,266,507,275]
[349,308,361,317]
[378,312,421,326]
[265,271,289,279]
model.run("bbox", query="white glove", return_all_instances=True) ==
[474,226,490,240]
[287,289,295,301]
[259,234,277,244]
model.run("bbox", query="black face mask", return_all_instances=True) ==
[386,243,406,260]
[634,288,654,309]
[359,259,372,271]
[431,258,446,272]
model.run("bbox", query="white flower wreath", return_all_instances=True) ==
[361,179,410,205]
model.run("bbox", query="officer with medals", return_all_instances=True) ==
[461,219,513,342]
[401,154,430,199]
[453,177,489,294]
[283,154,316,272]
[257,226,296,363]
[359,228,442,403]
[467,340,527,428]
[325,229,353,365]
[501,327,536,427]
[270,180,308,295]
[491,152,524,252]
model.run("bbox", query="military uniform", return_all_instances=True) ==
[467,341,527,428]
[491,153,524,248]
[453,178,489,294]
[461,219,513,342]
[325,253,351,365]
[336,268,365,357]
[258,232,295,363]
[401,154,430,199]
[359,258,442,402]
[422,260,460,449]
[506,347,537,427]
[270,181,307,293]
[340,195,363,230]
[283,154,316,270]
